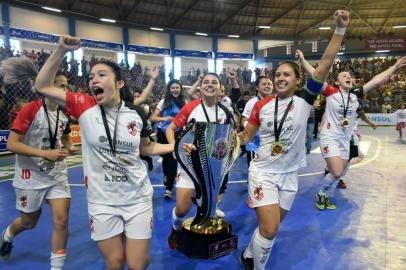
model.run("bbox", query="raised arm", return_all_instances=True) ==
[187,75,203,100]
[296,50,315,75]
[34,35,80,107]
[313,10,350,82]
[134,66,159,105]
[363,56,406,94]
[357,110,377,129]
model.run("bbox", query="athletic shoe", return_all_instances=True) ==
[215,207,225,218]
[167,228,178,249]
[336,179,347,189]
[316,192,325,210]
[324,196,336,210]
[240,250,254,270]
[164,190,172,200]
[0,231,13,260]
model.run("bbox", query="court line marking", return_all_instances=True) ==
[0,135,382,186]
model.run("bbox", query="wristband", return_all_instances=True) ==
[334,27,346,36]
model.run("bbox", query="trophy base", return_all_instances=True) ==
[176,217,238,259]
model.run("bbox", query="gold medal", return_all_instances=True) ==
[341,117,350,128]
[116,155,133,166]
[271,141,284,156]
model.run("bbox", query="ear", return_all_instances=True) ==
[116,80,125,90]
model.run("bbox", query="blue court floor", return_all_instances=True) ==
[0,127,405,270]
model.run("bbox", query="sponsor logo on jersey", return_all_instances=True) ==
[127,121,138,136]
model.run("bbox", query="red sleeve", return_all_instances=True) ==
[321,84,339,97]
[173,99,200,128]
[248,96,274,126]
[65,92,97,119]
[11,100,42,134]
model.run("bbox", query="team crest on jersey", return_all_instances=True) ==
[211,138,228,160]
[323,145,329,154]
[89,216,95,232]
[127,121,138,136]
[20,196,28,207]
[247,197,254,208]
[253,185,264,200]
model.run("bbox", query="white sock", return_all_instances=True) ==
[324,173,339,197]
[244,227,258,258]
[4,226,14,242]
[252,230,275,270]
[50,251,66,270]
[172,208,184,231]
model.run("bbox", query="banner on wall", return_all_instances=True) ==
[128,45,170,55]
[175,49,212,58]
[215,52,253,59]
[80,39,123,51]
[359,113,396,126]
[364,38,406,50]
[0,130,10,154]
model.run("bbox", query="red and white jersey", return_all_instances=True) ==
[65,92,152,206]
[11,99,70,189]
[242,96,260,119]
[395,109,406,123]
[320,85,363,140]
[173,99,231,128]
[248,90,316,173]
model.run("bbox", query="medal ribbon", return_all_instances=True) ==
[274,96,294,142]
[100,102,122,156]
[200,99,218,123]
[42,100,60,149]
[339,90,350,119]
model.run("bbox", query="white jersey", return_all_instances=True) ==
[173,99,231,127]
[248,89,318,173]
[11,99,70,189]
[320,85,363,140]
[242,97,261,152]
[395,109,406,123]
[66,92,153,206]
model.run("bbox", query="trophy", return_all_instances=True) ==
[174,119,240,259]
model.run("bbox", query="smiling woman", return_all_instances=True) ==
[33,35,175,270]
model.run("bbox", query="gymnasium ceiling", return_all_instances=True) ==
[7,0,406,41]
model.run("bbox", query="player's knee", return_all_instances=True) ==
[105,257,125,270]
[53,214,68,230]
[21,217,39,230]
[330,168,344,179]
[259,224,279,240]
[128,256,150,270]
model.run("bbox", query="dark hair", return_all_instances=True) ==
[243,91,251,96]
[90,60,132,102]
[255,76,270,87]
[55,71,68,78]
[277,61,301,79]
[163,79,186,109]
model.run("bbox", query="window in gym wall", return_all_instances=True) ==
[286,44,292,55]
[208,59,215,73]
[216,59,223,74]
[312,41,318,53]
[174,57,181,80]
[164,56,172,83]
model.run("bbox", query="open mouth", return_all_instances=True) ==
[276,81,288,88]
[92,87,105,99]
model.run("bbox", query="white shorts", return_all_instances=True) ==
[175,166,195,189]
[247,171,298,211]
[88,201,153,241]
[319,136,350,160]
[15,181,71,213]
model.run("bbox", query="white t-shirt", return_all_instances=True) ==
[320,85,363,140]
[248,89,319,173]
[11,99,70,189]
[66,92,152,205]
[395,109,406,123]
[242,96,261,152]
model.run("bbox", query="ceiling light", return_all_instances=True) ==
[100,18,116,23]
[42,6,61,13]
[150,27,164,31]
[375,50,390,53]
[258,26,271,29]
[228,35,240,38]
[195,32,208,36]
[392,25,406,29]
[318,27,331,30]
